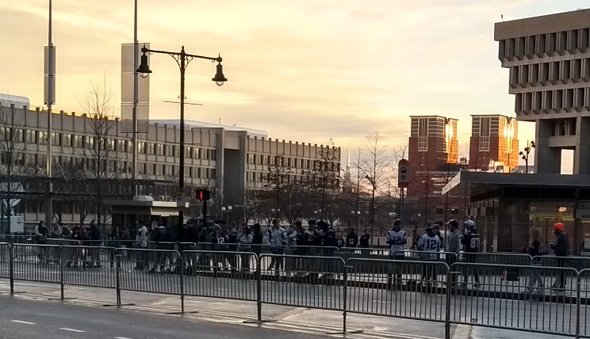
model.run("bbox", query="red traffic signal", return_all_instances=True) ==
[196,189,210,201]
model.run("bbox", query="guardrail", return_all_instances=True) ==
[1,243,590,338]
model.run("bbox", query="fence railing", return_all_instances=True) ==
[2,242,590,338]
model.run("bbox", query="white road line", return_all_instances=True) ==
[11,320,36,325]
[60,328,86,333]
[115,337,133,339]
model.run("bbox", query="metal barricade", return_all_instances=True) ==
[464,252,532,266]
[0,234,35,244]
[579,269,590,337]
[338,247,390,259]
[535,255,590,271]
[259,254,345,311]
[11,244,61,283]
[181,250,257,301]
[0,242,9,279]
[347,258,449,322]
[118,248,181,295]
[449,262,579,337]
[195,242,240,252]
[404,250,457,263]
[62,245,117,289]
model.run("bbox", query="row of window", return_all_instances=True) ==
[0,153,217,180]
[245,171,340,186]
[499,28,590,59]
[246,153,340,172]
[515,88,590,112]
[509,59,590,86]
[0,128,217,161]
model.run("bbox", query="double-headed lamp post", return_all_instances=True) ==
[137,45,227,231]
[221,205,233,226]
[519,140,535,174]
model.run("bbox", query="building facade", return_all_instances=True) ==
[406,115,464,225]
[0,103,340,227]
[495,9,590,174]
[469,114,519,172]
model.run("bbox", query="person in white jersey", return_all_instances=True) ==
[418,223,442,288]
[386,219,406,288]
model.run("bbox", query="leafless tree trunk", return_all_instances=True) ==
[80,81,117,233]
[0,105,23,233]
[359,132,391,244]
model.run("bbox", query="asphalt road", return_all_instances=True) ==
[0,295,327,339]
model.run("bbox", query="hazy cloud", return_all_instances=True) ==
[1,0,588,157]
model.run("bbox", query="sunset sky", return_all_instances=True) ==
[0,1,587,166]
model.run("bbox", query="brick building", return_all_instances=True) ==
[407,115,464,226]
[469,114,519,172]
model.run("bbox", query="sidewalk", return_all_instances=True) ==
[0,279,566,339]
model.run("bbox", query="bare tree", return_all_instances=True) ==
[80,82,118,231]
[359,132,391,243]
[0,105,24,232]
[303,140,341,223]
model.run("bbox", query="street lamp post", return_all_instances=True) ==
[519,140,535,174]
[137,45,227,233]
[271,208,280,219]
[221,205,233,226]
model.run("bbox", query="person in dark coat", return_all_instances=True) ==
[550,222,569,290]
[346,229,359,248]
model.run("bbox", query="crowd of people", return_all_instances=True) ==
[18,216,572,291]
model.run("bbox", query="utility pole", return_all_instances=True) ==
[45,0,55,226]
[132,0,139,191]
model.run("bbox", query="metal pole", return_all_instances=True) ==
[203,200,208,227]
[256,254,262,322]
[46,0,54,226]
[342,265,348,334]
[116,251,121,308]
[180,251,185,314]
[178,47,186,235]
[9,244,14,295]
[59,245,64,300]
[576,273,581,339]
[132,0,139,188]
[445,268,452,339]
[400,187,405,225]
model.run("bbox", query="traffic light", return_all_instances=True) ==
[398,159,409,188]
[196,189,210,201]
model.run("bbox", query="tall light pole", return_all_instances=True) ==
[132,0,139,187]
[519,140,535,173]
[44,0,56,226]
[137,45,227,232]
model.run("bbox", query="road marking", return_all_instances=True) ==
[115,337,133,339]
[11,320,36,325]
[60,328,86,333]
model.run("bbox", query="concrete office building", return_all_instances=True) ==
[444,10,590,253]
[495,9,590,174]
[469,115,519,172]
[0,101,340,227]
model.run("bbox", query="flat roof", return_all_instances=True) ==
[409,115,458,120]
[152,119,267,138]
[470,114,515,118]
[442,171,590,197]
[495,8,590,40]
